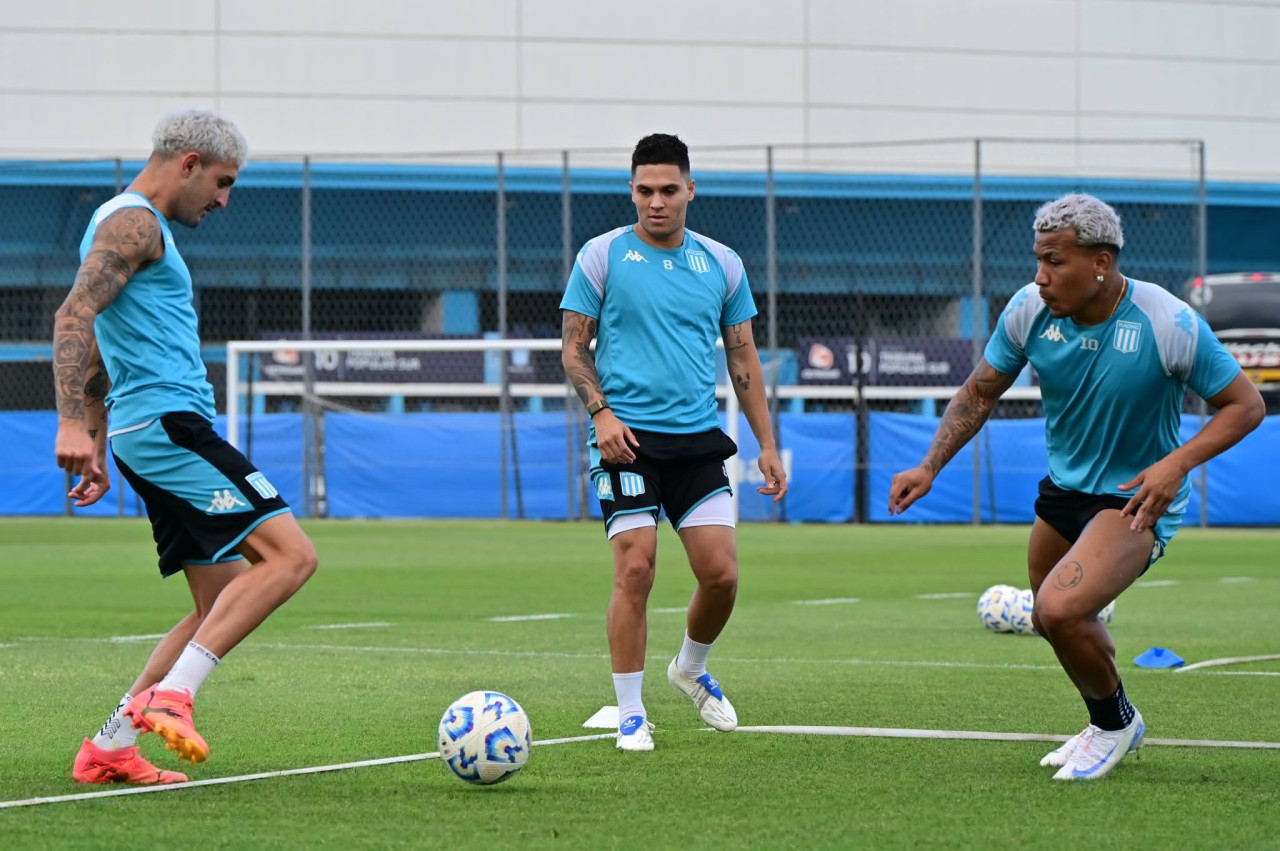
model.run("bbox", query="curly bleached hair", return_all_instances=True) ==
[151,110,248,168]
[1032,193,1124,252]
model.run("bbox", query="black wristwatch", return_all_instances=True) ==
[587,399,610,418]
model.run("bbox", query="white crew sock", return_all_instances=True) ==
[157,641,221,698]
[90,692,138,749]
[612,671,646,723]
[676,633,714,678]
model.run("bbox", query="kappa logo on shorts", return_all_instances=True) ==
[245,472,279,499]
[207,489,247,513]
[619,472,646,498]
[595,475,614,501]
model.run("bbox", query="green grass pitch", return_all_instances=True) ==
[1,519,1277,849]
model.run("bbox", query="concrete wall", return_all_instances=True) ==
[2,0,1276,180]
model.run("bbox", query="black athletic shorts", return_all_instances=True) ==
[590,427,737,531]
[1034,476,1165,567]
[109,412,292,577]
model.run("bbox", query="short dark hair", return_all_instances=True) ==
[631,134,689,175]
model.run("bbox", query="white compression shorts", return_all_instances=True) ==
[606,491,735,540]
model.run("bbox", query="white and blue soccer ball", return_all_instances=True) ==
[977,584,1021,633]
[438,691,532,785]
[1099,598,1116,624]
[1009,588,1037,636]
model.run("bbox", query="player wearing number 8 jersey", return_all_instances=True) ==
[560,134,787,751]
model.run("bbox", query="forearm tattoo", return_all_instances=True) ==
[561,312,605,407]
[734,372,750,392]
[84,360,110,438]
[53,209,158,420]
[921,363,1008,475]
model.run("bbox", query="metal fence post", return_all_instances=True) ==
[497,152,511,519]
[765,145,783,523]
[1197,141,1209,528]
[971,139,984,526]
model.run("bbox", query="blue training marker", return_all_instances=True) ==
[1133,647,1185,668]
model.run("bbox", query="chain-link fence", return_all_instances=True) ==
[1,139,1216,521]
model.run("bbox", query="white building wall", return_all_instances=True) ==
[0,0,1276,180]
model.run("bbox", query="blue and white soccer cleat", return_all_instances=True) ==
[1042,721,1145,768]
[616,714,655,752]
[667,658,737,731]
[1040,730,1085,768]
[1052,709,1145,781]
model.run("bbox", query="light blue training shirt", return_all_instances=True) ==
[984,278,1241,504]
[560,225,757,433]
[80,192,215,429]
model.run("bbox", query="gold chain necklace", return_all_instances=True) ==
[1106,278,1127,320]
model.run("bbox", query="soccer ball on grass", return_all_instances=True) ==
[976,584,1021,633]
[438,691,532,785]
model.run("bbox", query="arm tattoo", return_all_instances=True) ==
[84,358,110,438]
[734,373,750,392]
[724,321,748,352]
[1052,561,1084,590]
[561,311,605,408]
[53,208,160,420]
[921,361,1014,475]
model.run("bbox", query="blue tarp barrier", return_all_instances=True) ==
[2,411,1276,526]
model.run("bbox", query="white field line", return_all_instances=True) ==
[0,733,616,811]
[1176,654,1280,673]
[1134,580,1179,587]
[13,636,1274,679]
[651,607,687,614]
[734,726,1280,750]
[916,593,976,600]
[790,598,860,606]
[486,613,575,623]
[302,622,393,630]
[107,634,168,643]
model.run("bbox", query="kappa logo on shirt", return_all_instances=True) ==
[1039,324,1067,343]
[622,250,648,263]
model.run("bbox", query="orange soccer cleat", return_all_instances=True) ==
[72,738,188,784]
[124,687,209,763]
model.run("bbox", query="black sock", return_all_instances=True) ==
[1083,681,1135,732]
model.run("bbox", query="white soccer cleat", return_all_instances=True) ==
[667,658,737,732]
[1042,721,1144,768]
[615,715,655,752]
[1041,729,1086,767]
[1052,710,1145,781]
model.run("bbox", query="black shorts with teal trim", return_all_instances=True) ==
[109,412,291,577]
[1034,476,1170,568]
[590,427,737,532]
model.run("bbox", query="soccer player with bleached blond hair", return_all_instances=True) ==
[55,110,318,784]
[889,192,1263,780]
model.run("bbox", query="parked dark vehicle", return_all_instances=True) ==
[1186,271,1280,413]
